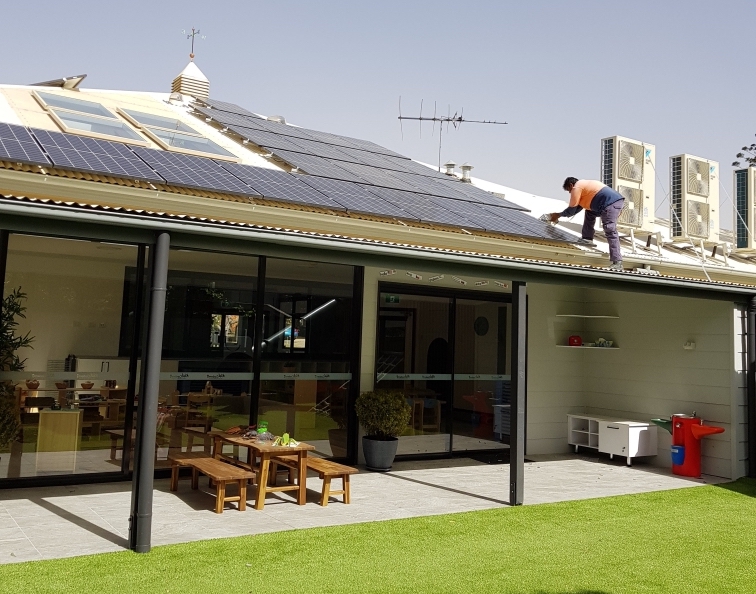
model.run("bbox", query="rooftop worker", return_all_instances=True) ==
[544,178,625,271]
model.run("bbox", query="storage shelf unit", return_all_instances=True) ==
[567,413,657,466]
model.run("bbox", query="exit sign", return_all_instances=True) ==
[385,295,401,304]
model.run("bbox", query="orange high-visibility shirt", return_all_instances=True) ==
[568,180,606,210]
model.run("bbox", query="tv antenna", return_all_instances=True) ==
[398,97,507,172]
[182,27,206,60]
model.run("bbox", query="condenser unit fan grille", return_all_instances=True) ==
[687,158,710,197]
[618,140,644,182]
[686,200,710,238]
[616,185,644,227]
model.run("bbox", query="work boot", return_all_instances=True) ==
[576,238,597,247]
[608,261,623,271]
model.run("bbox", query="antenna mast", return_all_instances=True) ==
[398,99,507,172]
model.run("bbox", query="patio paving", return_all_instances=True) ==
[0,455,729,564]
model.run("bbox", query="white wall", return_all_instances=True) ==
[527,283,746,479]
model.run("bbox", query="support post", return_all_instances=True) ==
[748,296,756,478]
[0,230,8,299]
[249,256,266,429]
[129,232,170,553]
[509,281,527,505]
[347,266,365,463]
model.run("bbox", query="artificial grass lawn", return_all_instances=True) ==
[3,479,756,594]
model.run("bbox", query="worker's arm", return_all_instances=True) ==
[559,204,583,217]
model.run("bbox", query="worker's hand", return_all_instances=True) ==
[540,213,560,223]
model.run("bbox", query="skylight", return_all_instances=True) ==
[120,108,236,159]
[34,91,145,143]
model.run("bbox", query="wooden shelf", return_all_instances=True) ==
[556,314,619,319]
[556,344,619,351]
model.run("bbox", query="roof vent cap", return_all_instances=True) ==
[460,163,474,183]
[443,160,457,176]
[172,61,209,100]
[267,115,286,124]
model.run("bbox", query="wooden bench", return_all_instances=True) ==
[271,455,357,506]
[168,451,213,491]
[170,455,255,513]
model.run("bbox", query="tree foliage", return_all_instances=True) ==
[0,288,33,448]
[732,140,756,168]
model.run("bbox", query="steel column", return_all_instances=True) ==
[509,281,527,505]
[128,232,170,553]
[346,266,365,463]
[748,297,756,477]
[0,230,8,299]
[249,256,266,428]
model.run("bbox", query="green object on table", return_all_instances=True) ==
[651,418,673,434]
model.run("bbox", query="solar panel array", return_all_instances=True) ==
[0,123,51,166]
[32,128,163,182]
[197,98,261,119]
[131,147,255,195]
[0,110,575,244]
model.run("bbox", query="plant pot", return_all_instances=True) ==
[328,428,348,458]
[362,436,398,472]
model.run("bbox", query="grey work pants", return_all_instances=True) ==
[582,199,624,262]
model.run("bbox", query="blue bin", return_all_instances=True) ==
[671,445,685,465]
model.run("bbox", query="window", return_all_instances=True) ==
[120,109,236,159]
[34,91,145,143]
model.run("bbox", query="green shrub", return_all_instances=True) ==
[355,390,411,439]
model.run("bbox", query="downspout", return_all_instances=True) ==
[129,232,170,552]
[0,230,7,299]
[510,281,526,505]
[748,296,756,478]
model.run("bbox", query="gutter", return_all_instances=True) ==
[0,198,754,298]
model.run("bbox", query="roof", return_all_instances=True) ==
[0,71,754,292]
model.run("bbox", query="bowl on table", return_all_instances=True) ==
[55,382,68,390]
[25,380,40,390]
[80,382,95,390]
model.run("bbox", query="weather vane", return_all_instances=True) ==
[182,27,206,60]
[398,98,507,171]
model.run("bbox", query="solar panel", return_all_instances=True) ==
[332,161,423,192]
[197,99,261,118]
[249,119,321,143]
[279,136,358,162]
[435,179,528,210]
[227,126,310,153]
[219,162,343,210]
[30,128,164,182]
[192,106,266,131]
[0,123,50,166]
[131,147,254,195]
[326,133,407,158]
[297,176,415,219]
[388,171,472,200]
[270,150,364,183]
[385,157,450,179]
[364,186,481,229]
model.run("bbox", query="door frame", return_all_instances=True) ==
[376,282,515,458]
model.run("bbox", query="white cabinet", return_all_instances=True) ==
[568,414,657,466]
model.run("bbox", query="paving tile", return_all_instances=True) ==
[0,538,41,564]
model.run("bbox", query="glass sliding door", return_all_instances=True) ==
[376,293,452,455]
[125,249,259,468]
[453,298,512,451]
[259,258,354,458]
[1,234,141,479]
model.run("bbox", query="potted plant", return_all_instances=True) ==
[355,389,411,471]
[0,288,33,458]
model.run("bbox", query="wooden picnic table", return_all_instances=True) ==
[210,431,315,510]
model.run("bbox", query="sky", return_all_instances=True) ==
[2,0,753,229]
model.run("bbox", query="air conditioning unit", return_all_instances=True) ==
[669,154,719,243]
[600,136,655,232]
[733,167,756,251]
